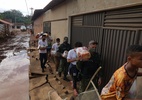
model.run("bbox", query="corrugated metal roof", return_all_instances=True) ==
[31,0,66,21]
[0,19,13,25]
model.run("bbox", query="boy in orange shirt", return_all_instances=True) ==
[101,45,142,100]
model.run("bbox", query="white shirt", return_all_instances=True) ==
[67,49,77,65]
[51,42,60,54]
[38,39,47,53]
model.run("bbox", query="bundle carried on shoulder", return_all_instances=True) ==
[76,47,91,60]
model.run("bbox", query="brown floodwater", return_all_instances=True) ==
[0,33,30,100]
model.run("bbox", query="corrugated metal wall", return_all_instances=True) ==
[104,6,142,28]
[71,12,104,53]
[138,30,142,45]
[101,28,140,85]
[71,5,142,88]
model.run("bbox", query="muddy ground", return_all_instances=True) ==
[0,36,14,62]
[0,33,27,62]
[0,32,30,100]
[0,32,74,100]
[1,32,140,100]
[29,36,74,100]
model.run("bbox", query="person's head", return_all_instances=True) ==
[56,38,60,43]
[126,45,142,68]
[88,40,98,49]
[49,32,51,35]
[42,33,47,41]
[63,37,68,43]
[74,42,82,48]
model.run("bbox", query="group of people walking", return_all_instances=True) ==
[37,32,142,100]
[37,33,102,96]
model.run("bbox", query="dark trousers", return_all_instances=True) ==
[69,64,79,89]
[39,53,47,69]
[54,56,60,71]
[58,58,69,78]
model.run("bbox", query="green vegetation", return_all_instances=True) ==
[0,9,31,25]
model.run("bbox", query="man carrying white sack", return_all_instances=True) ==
[76,40,102,92]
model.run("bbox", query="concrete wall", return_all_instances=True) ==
[51,20,68,43]
[43,3,68,43]
[35,0,142,98]
[43,3,67,21]
[42,0,142,43]
[66,0,142,16]
[33,15,43,35]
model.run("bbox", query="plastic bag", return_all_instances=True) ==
[62,50,68,58]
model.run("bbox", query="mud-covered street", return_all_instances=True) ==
[0,33,30,100]
[0,32,73,100]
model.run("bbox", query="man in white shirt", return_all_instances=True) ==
[67,42,83,96]
[38,33,48,72]
[51,38,60,72]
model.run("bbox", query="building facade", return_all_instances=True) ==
[32,0,142,98]
[0,19,13,37]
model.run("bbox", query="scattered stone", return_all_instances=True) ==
[62,85,65,89]
[64,90,69,94]
[58,81,62,85]
[55,78,59,81]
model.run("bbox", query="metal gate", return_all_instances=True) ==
[101,28,140,86]
[71,5,142,88]
[71,12,104,53]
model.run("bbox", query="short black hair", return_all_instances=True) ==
[74,42,82,47]
[89,40,98,45]
[126,45,142,56]
[56,38,60,42]
[64,37,68,40]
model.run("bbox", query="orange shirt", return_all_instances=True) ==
[101,63,137,100]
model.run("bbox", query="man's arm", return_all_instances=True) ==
[52,44,55,50]
[67,50,79,62]
[57,44,62,53]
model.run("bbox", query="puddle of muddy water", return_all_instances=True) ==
[0,33,30,100]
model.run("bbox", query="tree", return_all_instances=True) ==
[1,9,31,25]
[24,15,32,25]
[0,13,3,19]
[2,10,23,23]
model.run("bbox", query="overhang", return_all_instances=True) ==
[0,19,13,25]
[31,0,66,21]
[31,9,43,21]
